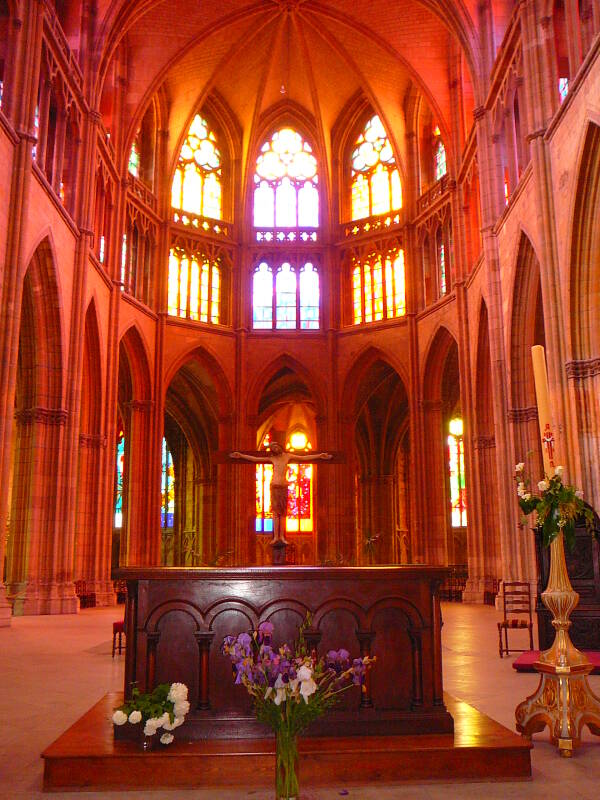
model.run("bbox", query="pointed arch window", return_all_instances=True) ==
[114,423,125,529]
[433,127,447,181]
[253,260,320,330]
[352,249,405,325]
[255,431,314,534]
[128,136,140,178]
[437,228,447,297]
[448,417,467,527]
[351,115,402,220]
[161,437,175,529]
[168,247,222,323]
[253,127,319,241]
[172,114,222,224]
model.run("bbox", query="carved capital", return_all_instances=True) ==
[473,435,495,450]
[79,433,107,449]
[566,358,600,380]
[507,406,538,422]
[14,407,68,426]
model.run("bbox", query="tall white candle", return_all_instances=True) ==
[531,345,556,474]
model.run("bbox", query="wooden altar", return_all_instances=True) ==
[116,565,453,738]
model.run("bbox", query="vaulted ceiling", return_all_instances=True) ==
[94,0,512,185]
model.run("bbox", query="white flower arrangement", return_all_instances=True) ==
[112,682,189,745]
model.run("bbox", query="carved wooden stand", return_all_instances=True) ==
[515,534,600,756]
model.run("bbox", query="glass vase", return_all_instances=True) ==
[275,726,299,800]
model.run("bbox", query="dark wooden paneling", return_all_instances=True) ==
[535,512,600,651]
[116,565,454,738]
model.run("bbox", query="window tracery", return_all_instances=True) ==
[351,248,405,325]
[252,260,320,330]
[351,115,402,220]
[168,246,222,323]
[172,114,222,223]
[253,127,319,240]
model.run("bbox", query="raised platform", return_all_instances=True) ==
[42,692,532,791]
[512,650,600,673]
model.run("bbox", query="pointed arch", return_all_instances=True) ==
[245,353,326,423]
[119,324,152,402]
[341,345,409,420]
[164,345,233,421]
[570,121,600,360]
[422,325,458,403]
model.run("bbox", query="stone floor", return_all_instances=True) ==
[1,602,599,799]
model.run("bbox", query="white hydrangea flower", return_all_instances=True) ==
[143,722,157,736]
[167,682,188,703]
[538,479,550,492]
[144,717,162,735]
[515,463,525,473]
[160,733,174,745]
[522,493,531,501]
[173,700,190,718]
[128,710,142,724]
[112,710,128,726]
[517,482,526,497]
[172,717,185,728]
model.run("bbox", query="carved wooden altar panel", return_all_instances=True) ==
[116,566,453,739]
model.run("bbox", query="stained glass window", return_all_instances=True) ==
[253,127,319,234]
[161,437,175,528]
[558,77,569,102]
[128,137,140,178]
[252,260,320,330]
[168,247,221,323]
[171,115,222,222]
[255,431,314,534]
[434,128,447,181]
[438,239,446,297]
[351,115,402,220]
[256,432,273,533]
[448,417,467,527]
[114,425,125,529]
[352,249,406,325]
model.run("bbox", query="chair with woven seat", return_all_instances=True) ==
[498,581,534,657]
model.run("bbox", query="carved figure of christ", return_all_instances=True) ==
[228,443,333,544]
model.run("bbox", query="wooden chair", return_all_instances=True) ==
[112,620,125,657]
[497,581,534,657]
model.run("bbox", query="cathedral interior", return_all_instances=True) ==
[0,0,599,622]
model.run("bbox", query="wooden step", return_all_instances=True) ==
[42,692,531,791]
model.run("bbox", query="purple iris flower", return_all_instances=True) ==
[258,621,274,644]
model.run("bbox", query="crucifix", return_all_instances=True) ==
[227,444,337,562]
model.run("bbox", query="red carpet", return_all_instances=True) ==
[512,650,600,673]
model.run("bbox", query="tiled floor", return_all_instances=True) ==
[1,603,599,799]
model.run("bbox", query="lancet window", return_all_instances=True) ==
[253,127,319,241]
[252,260,320,330]
[172,114,222,225]
[114,424,125,529]
[128,137,140,178]
[433,127,447,181]
[350,115,402,220]
[161,437,175,529]
[168,246,222,324]
[255,431,314,534]
[351,248,405,325]
[448,417,467,528]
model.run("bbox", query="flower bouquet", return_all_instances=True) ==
[112,682,190,747]
[222,616,375,800]
[514,462,594,549]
